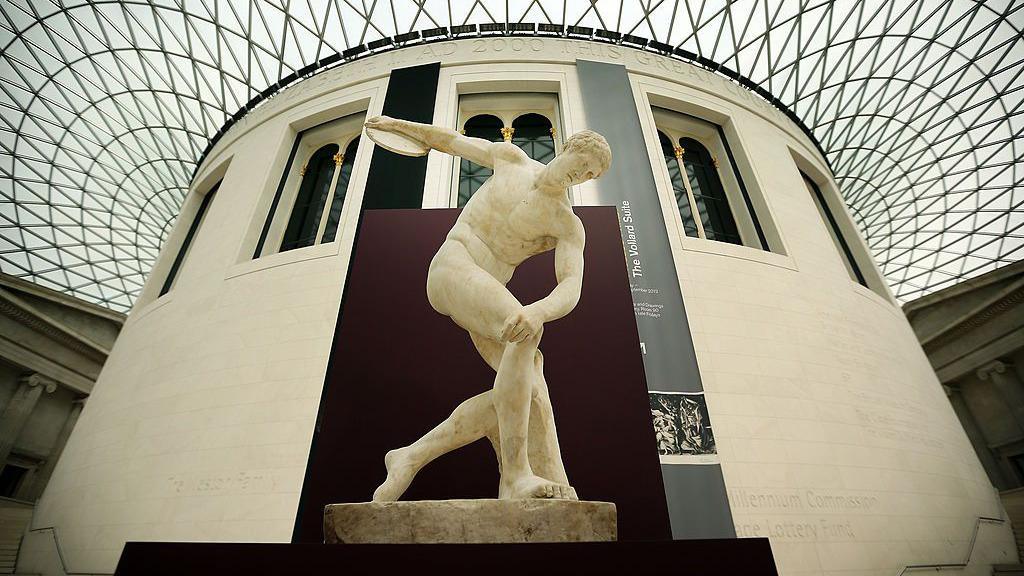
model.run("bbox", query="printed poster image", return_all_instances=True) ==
[650,392,718,464]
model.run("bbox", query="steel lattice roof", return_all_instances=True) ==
[1,1,1022,311]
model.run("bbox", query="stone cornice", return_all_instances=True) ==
[0,337,93,393]
[0,288,110,361]
[0,273,126,325]
[904,260,1024,318]
[920,279,1024,349]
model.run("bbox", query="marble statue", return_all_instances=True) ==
[364,115,611,501]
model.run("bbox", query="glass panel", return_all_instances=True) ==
[660,132,699,237]
[281,144,339,252]
[5,2,1022,308]
[511,113,555,164]
[679,138,741,245]
[321,138,360,244]
[457,114,503,207]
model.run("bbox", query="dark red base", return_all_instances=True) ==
[115,539,778,575]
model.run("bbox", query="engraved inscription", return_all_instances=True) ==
[168,471,275,495]
[729,489,875,541]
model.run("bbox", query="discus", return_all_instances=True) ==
[365,126,430,157]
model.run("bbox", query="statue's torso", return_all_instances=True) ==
[447,151,574,282]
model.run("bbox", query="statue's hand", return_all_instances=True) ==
[500,305,545,343]
[364,115,401,133]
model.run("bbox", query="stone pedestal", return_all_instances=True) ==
[324,500,616,544]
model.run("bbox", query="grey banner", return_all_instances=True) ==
[576,59,735,539]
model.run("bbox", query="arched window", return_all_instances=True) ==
[651,107,776,252]
[512,113,555,164]
[321,137,359,244]
[281,143,339,252]
[678,137,741,245]
[659,131,699,238]
[253,112,365,259]
[457,114,503,207]
[452,93,561,208]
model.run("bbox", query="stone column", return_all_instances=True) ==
[25,397,84,501]
[945,384,1009,490]
[977,360,1024,430]
[0,373,57,469]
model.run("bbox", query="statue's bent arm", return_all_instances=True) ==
[530,219,586,323]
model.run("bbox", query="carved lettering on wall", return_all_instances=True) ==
[729,488,877,541]
[209,37,798,164]
[168,471,275,495]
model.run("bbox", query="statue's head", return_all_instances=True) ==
[543,130,612,189]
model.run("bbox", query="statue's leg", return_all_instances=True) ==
[491,330,573,499]
[384,242,569,499]
[469,334,573,496]
[526,350,575,497]
[373,332,575,501]
[372,391,496,502]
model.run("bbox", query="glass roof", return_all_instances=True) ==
[1,0,1021,311]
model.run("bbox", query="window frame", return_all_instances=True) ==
[802,171,868,287]
[159,181,218,296]
[279,142,342,253]
[791,149,894,301]
[631,79,792,269]
[652,107,765,250]
[254,112,366,259]
[221,87,380,284]
[424,67,582,209]
[450,92,563,208]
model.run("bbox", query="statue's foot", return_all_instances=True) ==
[499,474,574,500]
[372,447,418,502]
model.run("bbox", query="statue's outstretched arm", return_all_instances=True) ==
[365,115,497,168]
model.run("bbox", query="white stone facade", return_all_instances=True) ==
[16,39,1016,575]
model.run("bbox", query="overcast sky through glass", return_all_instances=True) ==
[1,0,1021,311]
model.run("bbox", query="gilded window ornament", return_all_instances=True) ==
[500,126,515,142]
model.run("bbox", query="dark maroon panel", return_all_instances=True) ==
[116,539,778,575]
[294,207,671,542]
